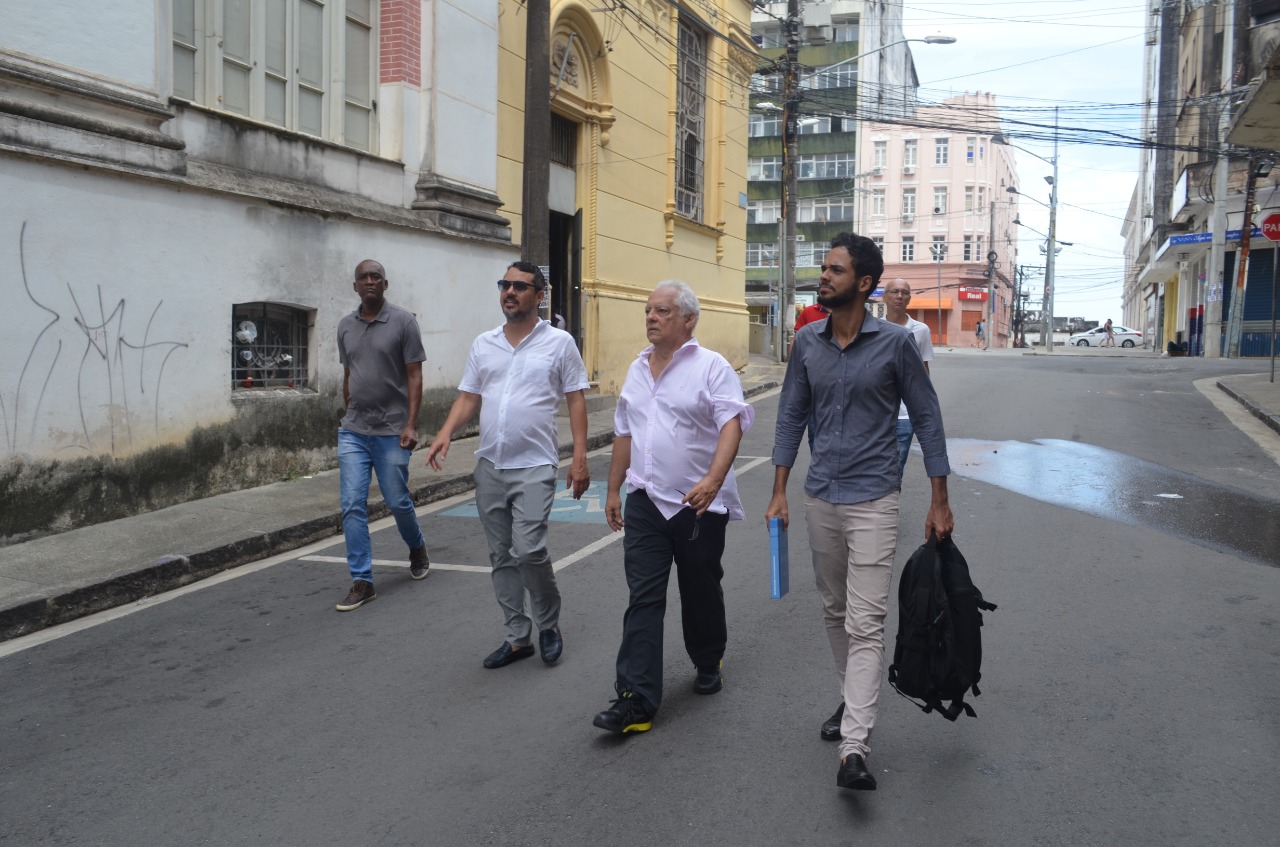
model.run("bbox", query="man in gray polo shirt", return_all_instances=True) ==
[766,232,955,792]
[334,259,430,612]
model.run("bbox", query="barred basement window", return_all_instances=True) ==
[675,16,707,222]
[232,303,313,389]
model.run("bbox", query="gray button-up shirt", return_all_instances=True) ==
[772,312,950,505]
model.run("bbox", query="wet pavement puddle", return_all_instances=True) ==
[948,438,1280,568]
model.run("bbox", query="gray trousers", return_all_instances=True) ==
[473,458,561,646]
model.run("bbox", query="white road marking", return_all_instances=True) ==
[298,555,490,573]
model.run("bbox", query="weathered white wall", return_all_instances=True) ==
[0,0,159,92]
[427,0,499,191]
[0,157,513,462]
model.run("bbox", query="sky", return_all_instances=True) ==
[900,0,1148,324]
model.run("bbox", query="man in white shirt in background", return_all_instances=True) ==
[882,278,934,481]
[425,262,591,669]
[594,280,754,735]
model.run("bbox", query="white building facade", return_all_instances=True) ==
[0,1,515,541]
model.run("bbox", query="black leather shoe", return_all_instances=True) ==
[693,661,722,695]
[836,754,877,791]
[539,627,563,664]
[820,702,844,741]
[482,642,535,669]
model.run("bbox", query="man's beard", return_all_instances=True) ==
[817,286,857,309]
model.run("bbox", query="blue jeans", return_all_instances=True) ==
[895,418,913,480]
[338,428,425,584]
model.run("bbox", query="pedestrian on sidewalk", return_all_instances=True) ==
[593,280,753,735]
[1102,318,1117,347]
[425,262,590,669]
[882,278,934,479]
[974,318,985,348]
[335,259,431,612]
[766,233,954,792]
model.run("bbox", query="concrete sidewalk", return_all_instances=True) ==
[0,355,788,642]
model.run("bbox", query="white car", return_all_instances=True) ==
[1068,325,1143,348]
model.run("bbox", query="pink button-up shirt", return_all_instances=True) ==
[614,339,755,520]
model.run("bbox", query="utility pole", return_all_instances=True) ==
[780,0,800,360]
[984,192,998,349]
[1043,106,1060,353]
[1205,0,1236,357]
[1226,159,1261,357]
[521,0,551,270]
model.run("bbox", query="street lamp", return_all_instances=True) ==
[995,116,1059,352]
[776,31,956,359]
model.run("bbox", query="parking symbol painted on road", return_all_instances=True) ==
[439,481,611,524]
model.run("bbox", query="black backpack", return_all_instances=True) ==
[888,535,997,721]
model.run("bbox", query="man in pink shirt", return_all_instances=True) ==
[594,281,754,734]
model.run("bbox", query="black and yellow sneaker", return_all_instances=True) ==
[693,661,723,695]
[592,692,653,734]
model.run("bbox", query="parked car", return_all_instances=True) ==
[1068,325,1143,348]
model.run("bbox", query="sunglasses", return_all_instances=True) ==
[496,280,541,294]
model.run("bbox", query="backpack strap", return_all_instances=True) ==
[937,698,977,721]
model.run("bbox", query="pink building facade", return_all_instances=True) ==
[860,93,1019,347]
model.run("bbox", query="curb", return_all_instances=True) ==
[0,430,620,643]
[1216,379,1280,436]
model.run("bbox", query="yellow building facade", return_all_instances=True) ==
[498,0,755,394]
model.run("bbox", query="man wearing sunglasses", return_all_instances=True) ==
[593,280,754,735]
[425,262,590,669]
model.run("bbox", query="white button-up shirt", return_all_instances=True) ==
[459,320,590,469]
[614,339,754,520]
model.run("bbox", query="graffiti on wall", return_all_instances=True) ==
[2,222,189,457]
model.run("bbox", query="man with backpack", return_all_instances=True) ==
[766,232,954,792]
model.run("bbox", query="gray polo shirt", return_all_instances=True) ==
[337,301,426,436]
[772,312,950,505]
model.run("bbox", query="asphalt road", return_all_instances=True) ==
[3,354,1278,846]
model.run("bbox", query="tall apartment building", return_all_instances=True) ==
[745,1,915,328]
[860,93,1018,346]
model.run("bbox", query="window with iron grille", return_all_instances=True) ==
[551,114,578,167]
[675,17,707,222]
[232,303,312,389]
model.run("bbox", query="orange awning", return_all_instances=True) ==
[907,298,953,310]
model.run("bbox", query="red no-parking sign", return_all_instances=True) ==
[1262,212,1280,241]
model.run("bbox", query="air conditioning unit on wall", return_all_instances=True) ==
[903,165,916,175]
[901,213,915,224]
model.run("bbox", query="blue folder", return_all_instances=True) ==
[769,516,789,599]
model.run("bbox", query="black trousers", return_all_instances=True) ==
[614,490,729,713]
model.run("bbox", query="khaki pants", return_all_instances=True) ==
[804,492,900,761]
